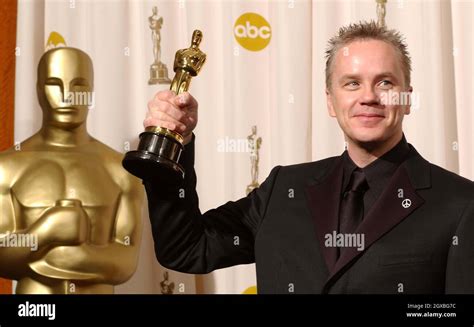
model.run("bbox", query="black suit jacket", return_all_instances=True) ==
[144,138,474,294]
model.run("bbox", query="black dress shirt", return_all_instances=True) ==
[341,134,411,219]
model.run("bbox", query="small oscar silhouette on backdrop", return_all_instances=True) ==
[246,125,262,195]
[160,271,175,294]
[148,6,171,85]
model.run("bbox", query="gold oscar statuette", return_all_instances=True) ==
[122,30,206,182]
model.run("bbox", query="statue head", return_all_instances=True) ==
[252,125,257,134]
[152,6,158,15]
[191,30,203,48]
[37,47,94,129]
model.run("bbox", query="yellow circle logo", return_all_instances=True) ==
[242,285,258,294]
[234,13,271,52]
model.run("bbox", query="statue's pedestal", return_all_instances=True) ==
[149,62,171,84]
[246,182,260,196]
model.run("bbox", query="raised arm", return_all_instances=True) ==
[145,136,280,273]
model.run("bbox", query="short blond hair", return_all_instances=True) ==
[325,20,411,89]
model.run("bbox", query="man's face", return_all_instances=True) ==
[326,39,411,145]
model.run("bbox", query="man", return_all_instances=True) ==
[143,21,473,293]
[0,47,143,293]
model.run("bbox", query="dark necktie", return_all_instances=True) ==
[339,168,369,236]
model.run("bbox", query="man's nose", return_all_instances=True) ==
[359,86,380,106]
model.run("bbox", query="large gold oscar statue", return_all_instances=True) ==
[0,47,144,294]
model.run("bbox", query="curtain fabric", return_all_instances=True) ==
[0,0,18,295]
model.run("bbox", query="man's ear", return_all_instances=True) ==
[326,88,336,117]
[405,86,413,115]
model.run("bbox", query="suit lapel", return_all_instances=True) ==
[326,162,425,284]
[305,157,344,272]
[305,146,432,290]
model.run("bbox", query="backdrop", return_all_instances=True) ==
[12,0,473,294]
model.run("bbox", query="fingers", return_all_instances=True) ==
[143,112,187,133]
[145,90,198,134]
[148,100,185,121]
[152,90,197,111]
[172,92,198,110]
[155,90,176,102]
[143,117,187,133]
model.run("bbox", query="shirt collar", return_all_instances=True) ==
[342,134,411,191]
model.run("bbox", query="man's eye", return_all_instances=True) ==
[345,81,359,88]
[379,80,393,87]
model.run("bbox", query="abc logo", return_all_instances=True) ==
[234,13,271,52]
